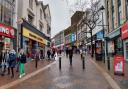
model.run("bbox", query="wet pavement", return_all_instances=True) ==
[92,56,128,89]
[10,54,113,89]
[0,59,53,87]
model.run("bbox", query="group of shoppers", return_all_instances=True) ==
[47,49,56,61]
[0,48,26,78]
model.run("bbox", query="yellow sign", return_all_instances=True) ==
[23,27,46,44]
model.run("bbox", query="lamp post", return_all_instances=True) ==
[98,5,110,70]
[99,6,105,63]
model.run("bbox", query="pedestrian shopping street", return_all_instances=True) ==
[1,0,128,89]
[8,54,113,89]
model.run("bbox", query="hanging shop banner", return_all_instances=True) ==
[23,27,46,44]
[114,55,124,75]
[121,22,128,39]
[0,23,15,38]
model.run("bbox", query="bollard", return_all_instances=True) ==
[82,54,85,69]
[59,57,61,70]
[83,58,85,69]
[107,56,110,70]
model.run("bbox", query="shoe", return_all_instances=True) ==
[19,75,22,78]
[22,73,26,76]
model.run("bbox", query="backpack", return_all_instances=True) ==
[20,54,27,63]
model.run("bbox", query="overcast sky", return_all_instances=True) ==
[39,0,91,37]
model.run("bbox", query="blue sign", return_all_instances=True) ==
[96,31,103,39]
[71,33,76,42]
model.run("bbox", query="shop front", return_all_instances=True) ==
[95,31,104,61]
[107,28,123,57]
[0,23,16,52]
[121,21,128,61]
[22,27,46,58]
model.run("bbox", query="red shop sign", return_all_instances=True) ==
[114,55,124,75]
[121,22,128,39]
[0,24,15,38]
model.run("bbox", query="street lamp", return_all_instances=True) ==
[98,5,110,70]
[99,5,105,63]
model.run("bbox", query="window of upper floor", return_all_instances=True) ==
[111,0,115,30]
[39,23,44,32]
[28,14,33,25]
[126,0,128,20]
[0,0,15,26]
[29,0,33,10]
[47,25,51,35]
[40,9,43,20]
[118,0,122,26]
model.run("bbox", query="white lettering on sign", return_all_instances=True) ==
[0,26,14,36]
[122,29,128,34]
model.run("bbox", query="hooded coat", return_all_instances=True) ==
[8,50,16,68]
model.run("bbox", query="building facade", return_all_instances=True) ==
[0,0,17,52]
[64,11,84,48]
[17,0,51,58]
[105,0,124,59]
[52,31,64,50]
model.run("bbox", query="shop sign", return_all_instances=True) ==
[114,55,124,75]
[96,31,103,39]
[71,32,76,42]
[0,23,15,38]
[23,27,46,44]
[121,22,128,39]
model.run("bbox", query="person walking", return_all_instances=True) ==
[19,49,26,78]
[47,49,51,61]
[51,49,55,60]
[16,49,21,72]
[3,50,10,75]
[8,49,16,78]
[1,50,6,76]
[66,47,69,58]
[34,49,40,68]
[68,47,73,66]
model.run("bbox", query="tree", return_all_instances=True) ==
[69,0,100,57]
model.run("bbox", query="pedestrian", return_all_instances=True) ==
[16,49,21,72]
[1,50,6,76]
[19,49,26,78]
[66,47,69,58]
[51,49,55,60]
[68,47,73,66]
[34,49,40,68]
[47,49,51,61]
[4,50,10,75]
[8,49,16,78]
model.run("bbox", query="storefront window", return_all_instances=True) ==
[125,42,128,59]
[114,37,123,55]
[0,0,15,26]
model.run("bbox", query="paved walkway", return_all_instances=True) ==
[0,59,53,87]
[92,56,128,89]
[9,54,113,89]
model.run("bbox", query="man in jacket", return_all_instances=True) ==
[68,47,73,66]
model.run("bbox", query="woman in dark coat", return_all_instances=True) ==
[68,47,73,66]
[8,49,16,78]
[34,49,40,68]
